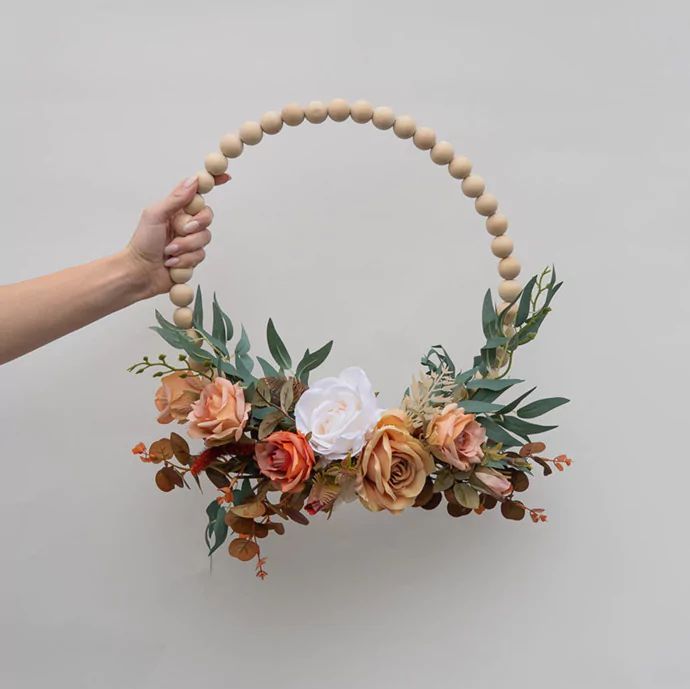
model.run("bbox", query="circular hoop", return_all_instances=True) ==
[168,99,520,329]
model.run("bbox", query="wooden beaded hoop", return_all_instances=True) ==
[167,99,522,329]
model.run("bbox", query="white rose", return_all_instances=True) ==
[295,367,383,461]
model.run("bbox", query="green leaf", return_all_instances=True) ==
[471,387,504,403]
[204,500,228,556]
[211,294,227,343]
[192,286,204,329]
[498,386,537,415]
[459,400,505,413]
[517,397,569,419]
[258,409,283,439]
[466,378,523,392]
[296,340,333,383]
[257,356,280,378]
[453,483,480,509]
[232,478,253,505]
[515,275,537,327]
[279,380,294,412]
[498,415,558,438]
[481,289,498,338]
[483,336,508,350]
[234,325,254,375]
[455,368,478,387]
[478,416,522,448]
[266,318,292,370]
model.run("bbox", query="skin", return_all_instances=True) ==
[0,174,229,365]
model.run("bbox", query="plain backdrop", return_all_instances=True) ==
[1,1,688,687]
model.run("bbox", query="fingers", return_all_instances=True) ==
[147,176,199,221]
[164,248,206,269]
[214,173,231,185]
[164,230,211,267]
[172,206,214,236]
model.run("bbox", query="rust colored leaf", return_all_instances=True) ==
[228,538,259,561]
[230,500,266,519]
[285,508,309,525]
[253,523,269,539]
[519,441,546,458]
[224,512,257,536]
[533,457,553,477]
[155,467,176,492]
[511,471,530,492]
[170,432,191,465]
[206,468,230,488]
[421,491,442,510]
[501,500,526,521]
[447,503,472,518]
[482,494,498,510]
[149,438,173,463]
[267,521,285,535]
[414,479,434,507]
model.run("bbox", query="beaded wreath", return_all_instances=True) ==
[129,100,572,579]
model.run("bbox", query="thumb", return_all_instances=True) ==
[148,176,199,220]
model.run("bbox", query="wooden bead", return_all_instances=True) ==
[475,193,498,216]
[173,307,194,329]
[491,235,514,258]
[462,175,485,198]
[185,329,203,346]
[498,256,521,280]
[350,99,373,123]
[497,301,517,324]
[448,156,472,179]
[328,98,350,122]
[239,121,263,145]
[413,127,436,150]
[172,213,192,234]
[393,115,416,138]
[281,102,305,126]
[260,111,283,134]
[184,194,205,215]
[372,106,395,129]
[169,283,194,307]
[196,170,215,194]
[204,151,227,176]
[498,280,522,302]
[219,133,243,158]
[486,213,508,236]
[430,141,454,165]
[305,101,328,124]
[170,267,193,283]
[188,357,210,373]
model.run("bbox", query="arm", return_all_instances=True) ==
[0,175,226,365]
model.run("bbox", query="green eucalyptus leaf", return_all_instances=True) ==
[454,483,480,509]
[296,340,333,383]
[517,397,569,419]
[466,378,523,392]
[455,368,478,387]
[266,318,292,370]
[459,400,505,413]
[211,294,227,343]
[481,289,498,338]
[515,275,537,326]
[478,416,522,448]
[257,356,280,378]
[498,415,558,437]
[192,286,204,329]
[499,386,537,415]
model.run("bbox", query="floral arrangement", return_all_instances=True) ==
[130,267,571,578]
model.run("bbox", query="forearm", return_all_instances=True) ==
[0,249,152,364]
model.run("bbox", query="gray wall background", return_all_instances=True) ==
[1,1,688,687]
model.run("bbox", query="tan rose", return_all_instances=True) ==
[154,371,205,424]
[255,431,315,493]
[426,403,486,471]
[187,377,251,446]
[358,410,434,514]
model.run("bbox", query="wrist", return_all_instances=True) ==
[114,247,158,302]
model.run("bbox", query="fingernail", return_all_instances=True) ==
[164,243,179,256]
[183,175,197,189]
[182,220,200,234]
[165,257,180,267]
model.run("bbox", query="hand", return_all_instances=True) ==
[124,174,230,298]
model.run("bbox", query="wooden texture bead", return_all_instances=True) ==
[430,141,454,165]
[196,170,215,194]
[170,267,194,283]
[204,151,228,176]
[497,301,517,323]
[185,329,203,346]
[462,174,485,198]
[219,133,243,158]
[281,102,305,126]
[173,307,194,329]
[350,99,373,123]
[305,100,328,123]
[413,126,436,150]
[486,213,508,236]
[498,280,522,302]
[393,115,416,138]
[449,156,472,179]
[239,121,263,145]
[169,283,194,307]
[328,98,350,122]
[184,194,205,215]
[172,213,192,234]
[498,256,521,280]
[491,235,514,258]
[475,193,498,216]
[260,111,283,134]
[372,106,395,129]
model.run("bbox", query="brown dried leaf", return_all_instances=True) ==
[519,441,546,458]
[511,471,530,493]
[447,502,472,518]
[170,432,191,465]
[267,521,285,535]
[413,479,434,507]
[224,512,257,536]
[230,500,266,519]
[155,467,178,492]
[206,468,230,488]
[258,410,283,440]
[149,439,173,463]
[421,491,442,510]
[482,494,498,510]
[228,538,259,561]
[285,508,309,525]
[501,500,526,521]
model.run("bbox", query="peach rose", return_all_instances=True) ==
[426,403,486,471]
[187,377,251,446]
[474,467,512,497]
[358,410,434,514]
[255,431,315,493]
[154,371,205,424]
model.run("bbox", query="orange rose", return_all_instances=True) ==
[426,403,486,471]
[255,431,315,493]
[358,410,434,513]
[187,377,251,446]
[154,371,205,424]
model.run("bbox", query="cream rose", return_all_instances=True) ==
[294,367,383,461]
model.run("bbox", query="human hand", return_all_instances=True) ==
[125,174,229,298]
